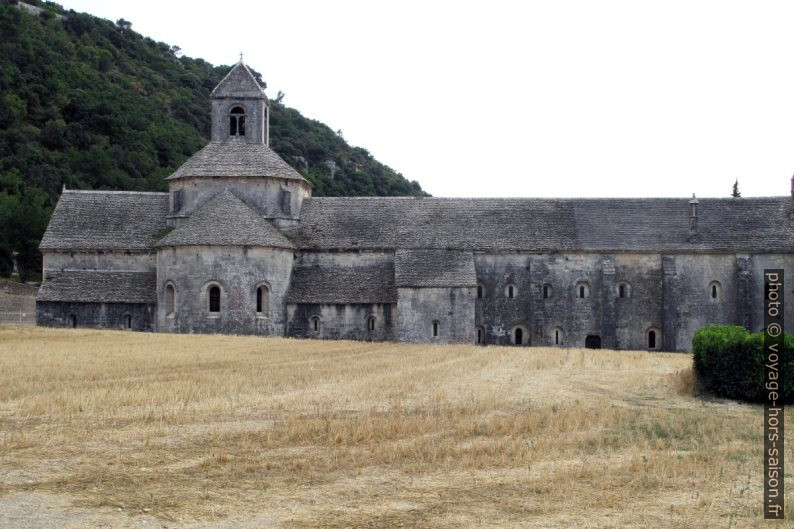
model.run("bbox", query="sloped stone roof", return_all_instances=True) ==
[40,190,168,251]
[291,196,794,253]
[286,263,397,304]
[395,250,477,287]
[165,141,308,183]
[211,62,266,99]
[157,190,294,249]
[37,270,156,303]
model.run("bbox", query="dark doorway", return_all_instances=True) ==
[648,330,657,349]
[68,314,77,328]
[585,335,601,349]
[514,328,523,345]
[124,315,132,329]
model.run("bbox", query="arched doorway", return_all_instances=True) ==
[585,335,601,349]
[514,327,523,345]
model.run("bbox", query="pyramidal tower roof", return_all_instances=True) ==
[166,59,309,186]
[211,60,267,99]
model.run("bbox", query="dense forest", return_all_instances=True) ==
[0,0,426,281]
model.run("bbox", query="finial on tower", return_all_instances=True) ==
[239,52,244,64]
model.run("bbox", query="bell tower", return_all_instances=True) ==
[210,58,269,145]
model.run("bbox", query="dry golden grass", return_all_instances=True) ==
[0,326,790,528]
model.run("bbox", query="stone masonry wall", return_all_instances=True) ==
[397,287,475,343]
[167,177,309,225]
[157,245,293,335]
[286,303,396,340]
[37,301,155,331]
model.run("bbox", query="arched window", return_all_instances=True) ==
[229,106,246,136]
[310,316,320,333]
[256,285,269,315]
[505,284,516,299]
[68,314,77,328]
[616,281,631,299]
[124,314,132,329]
[543,284,552,299]
[208,285,221,313]
[432,320,439,338]
[512,325,527,345]
[646,327,661,350]
[165,283,176,316]
[550,326,563,346]
[477,284,484,299]
[367,316,376,332]
[576,281,591,299]
[476,326,484,344]
[709,281,722,301]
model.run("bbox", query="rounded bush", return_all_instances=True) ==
[692,324,793,403]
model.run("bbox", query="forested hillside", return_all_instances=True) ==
[0,0,425,281]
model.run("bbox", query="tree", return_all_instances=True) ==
[115,18,131,30]
[732,179,741,198]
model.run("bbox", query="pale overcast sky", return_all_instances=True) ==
[56,0,794,198]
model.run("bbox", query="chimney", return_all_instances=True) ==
[688,193,699,241]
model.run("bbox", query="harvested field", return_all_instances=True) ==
[0,327,789,528]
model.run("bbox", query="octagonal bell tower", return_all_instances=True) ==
[210,59,269,145]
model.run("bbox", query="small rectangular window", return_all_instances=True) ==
[281,188,292,215]
[432,321,439,337]
[172,189,183,213]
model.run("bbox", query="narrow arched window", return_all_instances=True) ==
[256,285,269,315]
[551,326,563,346]
[506,284,516,299]
[432,320,439,338]
[576,281,591,299]
[124,314,132,329]
[616,281,631,299]
[367,316,376,331]
[310,316,320,332]
[165,284,175,316]
[477,284,484,299]
[208,285,221,313]
[646,327,661,350]
[708,281,722,302]
[229,106,245,136]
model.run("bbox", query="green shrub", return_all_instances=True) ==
[692,324,793,403]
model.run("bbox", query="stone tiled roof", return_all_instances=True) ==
[211,62,267,99]
[37,270,156,303]
[395,250,477,287]
[40,190,168,251]
[286,263,397,304]
[291,196,794,253]
[157,190,294,249]
[166,142,308,183]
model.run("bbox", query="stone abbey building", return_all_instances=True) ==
[37,62,794,351]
